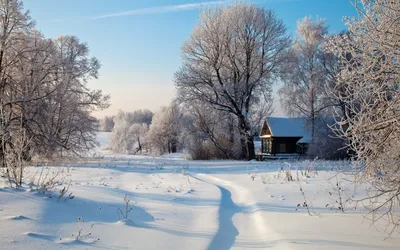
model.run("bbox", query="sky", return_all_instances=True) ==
[23,0,357,118]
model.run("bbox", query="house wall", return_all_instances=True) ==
[273,137,301,154]
[261,137,302,155]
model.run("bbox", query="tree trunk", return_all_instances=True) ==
[246,135,256,160]
[137,138,142,154]
[228,115,235,144]
[238,115,256,160]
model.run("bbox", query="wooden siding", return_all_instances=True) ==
[261,137,302,155]
[273,137,301,154]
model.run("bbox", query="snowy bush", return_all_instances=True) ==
[109,111,150,154]
[28,167,69,197]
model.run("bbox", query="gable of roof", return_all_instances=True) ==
[263,117,312,143]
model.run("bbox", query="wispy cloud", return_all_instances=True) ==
[92,1,227,20]
[43,0,300,23]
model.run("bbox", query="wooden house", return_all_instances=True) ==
[259,117,311,156]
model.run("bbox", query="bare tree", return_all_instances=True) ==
[279,17,334,141]
[327,0,400,232]
[175,2,290,160]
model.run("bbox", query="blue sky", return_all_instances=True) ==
[23,0,357,117]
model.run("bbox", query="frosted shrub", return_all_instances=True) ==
[29,167,67,197]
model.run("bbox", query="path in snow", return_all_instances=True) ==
[207,185,240,250]
[195,173,279,249]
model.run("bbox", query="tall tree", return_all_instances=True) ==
[279,17,333,141]
[175,2,290,160]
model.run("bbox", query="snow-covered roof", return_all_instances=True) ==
[265,117,312,143]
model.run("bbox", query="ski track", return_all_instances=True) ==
[195,173,277,249]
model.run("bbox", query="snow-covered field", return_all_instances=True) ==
[0,133,399,250]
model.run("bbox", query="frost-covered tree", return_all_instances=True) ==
[175,2,290,160]
[147,103,183,155]
[130,109,153,125]
[279,17,334,141]
[109,111,150,154]
[130,123,149,154]
[99,116,115,132]
[0,0,109,187]
[327,0,400,231]
[109,111,135,154]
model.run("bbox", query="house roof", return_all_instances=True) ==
[264,117,312,143]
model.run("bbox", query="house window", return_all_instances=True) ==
[262,140,272,154]
[279,143,286,153]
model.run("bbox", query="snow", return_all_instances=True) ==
[266,117,312,143]
[0,132,399,249]
[159,152,188,160]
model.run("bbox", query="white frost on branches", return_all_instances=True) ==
[327,0,400,232]
[109,110,152,154]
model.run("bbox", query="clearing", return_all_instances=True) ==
[0,132,399,250]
